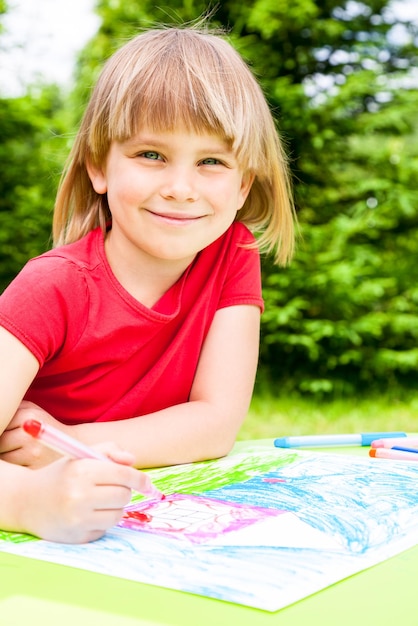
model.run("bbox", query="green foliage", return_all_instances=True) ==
[260,82,418,395]
[221,0,418,395]
[1,0,418,396]
[0,87,68,291]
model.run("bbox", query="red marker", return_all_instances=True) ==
[23,419,164,500]
[23,419,109,461]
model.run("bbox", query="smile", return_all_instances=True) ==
[146,210,205,225]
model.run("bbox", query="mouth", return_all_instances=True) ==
[146,210,205,224]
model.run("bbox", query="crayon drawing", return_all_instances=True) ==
[2,441,418,612]
[119,493,286,543]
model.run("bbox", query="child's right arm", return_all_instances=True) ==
[0,326,151,542]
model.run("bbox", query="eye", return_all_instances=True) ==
[200,157,222,166]
[140,151,162,160]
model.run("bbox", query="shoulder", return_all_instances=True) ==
[209,222,260,273]
[222,221,258,248]
[191,222,260,277]
[202,222,259,264]
[232,221,258,243]
[0,231,103,364]
[17,228,102,286]
[39,227,102,269]
[0,229,104,314]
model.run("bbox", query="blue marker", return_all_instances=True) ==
[391,446,418,454]
[274,432,407,448]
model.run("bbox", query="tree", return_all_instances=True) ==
[0,84,72,292]
[79,0,418,394]
[239,1,418,394]
[0,1,71,291]
[2,0,417,394]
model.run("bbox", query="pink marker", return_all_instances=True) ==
[369,448,418,462]
[23,419,164,500]
[371,437,418,449]
[23,419,109,460]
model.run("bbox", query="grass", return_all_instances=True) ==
[237,389,418,440]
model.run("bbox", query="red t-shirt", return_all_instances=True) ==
[0,222,263,425]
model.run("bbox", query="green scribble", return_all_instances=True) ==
[146,442,299,495]
[0,530,37,544]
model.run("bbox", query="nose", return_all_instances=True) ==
[159,166,199,203]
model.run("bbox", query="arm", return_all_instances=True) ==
[74,304,261,467]
[0,326,40,434]
[0,326,62,465]
[1,304,260,468]
[0,326,155,542]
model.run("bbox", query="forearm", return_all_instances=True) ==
[73,307,259,468]
[73,400,242,468]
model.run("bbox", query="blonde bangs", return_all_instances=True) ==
[87,29,269,173]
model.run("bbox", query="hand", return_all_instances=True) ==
[18,444,156,543]
[0,401,67,467]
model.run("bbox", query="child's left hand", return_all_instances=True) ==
[0,400,65,467]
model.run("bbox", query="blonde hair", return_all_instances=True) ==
[53,26,296,265]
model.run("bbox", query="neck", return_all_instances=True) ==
[104,233,195,308]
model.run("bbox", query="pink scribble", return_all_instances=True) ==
[118,494,285,543]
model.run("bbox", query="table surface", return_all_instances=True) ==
[1,441,417,626]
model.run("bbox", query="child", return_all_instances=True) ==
[0,25,295,542]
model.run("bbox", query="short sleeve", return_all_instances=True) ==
[0,256,89,365]
[218,223,264,312]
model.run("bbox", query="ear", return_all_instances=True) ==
[237,171,255,211]
[86,159,108,195]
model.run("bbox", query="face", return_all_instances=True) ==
[87,127,254,274]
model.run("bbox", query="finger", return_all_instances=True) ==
[94,442,135,466]
[73,459,160,501]
[0,451,28,466]
[109,464,155,495]
[99,464,159,497]
[77,506,127,541]
[106,448,136,466]
[132,472,162,498]
[0,428,21,454]
[3,424,20,432]
[69,461,134,506]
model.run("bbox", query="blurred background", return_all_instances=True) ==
[1,0,417,434]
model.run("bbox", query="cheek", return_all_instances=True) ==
[212,178,244,208]
[107,177,141,208]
